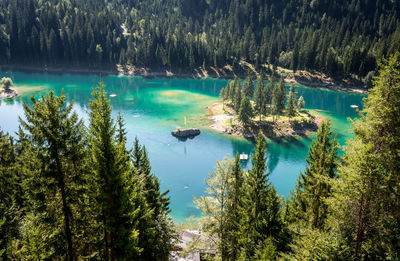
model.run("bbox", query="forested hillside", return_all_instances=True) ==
[0,0,399,78]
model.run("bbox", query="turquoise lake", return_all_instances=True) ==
[0,71,365,223]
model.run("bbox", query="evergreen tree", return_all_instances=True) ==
[225,153,244,261]
[234,78,242,113]
[88,83,141,260]
[287,85,297,119]
[254,75,266,121]
[329,53,400,260]
[20,91,87,260]
[239,131,283,258]
[238,95,253,125]
[287,121,339,229]
[297,96,305,110]
[134,145,174,261]
[272,78,286,119]
[117,112,128,144]
[243,75,254,98]
[0,130,21,259]
[264,80,274,114]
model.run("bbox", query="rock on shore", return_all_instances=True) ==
[0,89,18,98]
[171,128,201,138]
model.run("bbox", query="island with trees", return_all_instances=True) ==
[0,77,17,98]
[208,73,321,140]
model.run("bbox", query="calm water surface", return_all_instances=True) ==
[0,71,365,223]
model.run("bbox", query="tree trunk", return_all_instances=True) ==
[56,156,74,261]
[60,179,74,261]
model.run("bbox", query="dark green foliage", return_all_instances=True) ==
[329,53,400,260]
[225,153,244,261]
[19,91,87,260]
[240,132,284,258]
[0,0,396,76]
[287,85,297,118]
[234,79,242,113]
[0,130,21,259]
[132,144,174,261]
[254,75,266,121]
[243,75,254,98]
[88,83,141,259]
[287,121,339,229]
[272,78,286,117]
[238,95,253,125]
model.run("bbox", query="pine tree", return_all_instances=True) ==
[287,85,297,119]
[239,131,283,258]
[243,75,254,98]
[226,153,244,261]
[329,53,400,260]
[135,145,173,261]
[254,75,266,121]
[234,79,242,113]
[0,130,21,258]
[264,80,274,115]
[88,82,140,260]
[20,91,87,260]
[238,95,253,125]
[287,121,339,229]
[117,112,128,144]
[272,78,286,119]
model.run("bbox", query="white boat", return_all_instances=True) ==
[110,94,117,97]
[240,153,249,160]
[350,105,358,108]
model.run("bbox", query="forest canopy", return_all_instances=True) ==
[0,0,399,78]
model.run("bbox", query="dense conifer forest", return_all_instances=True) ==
[1,0,400,78]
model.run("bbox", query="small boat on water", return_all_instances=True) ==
[184,185,189,190]
[110,94,117,97]
[240,153,249,160]
[350,105,359,108]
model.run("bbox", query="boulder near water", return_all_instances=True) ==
[171,128,201,138]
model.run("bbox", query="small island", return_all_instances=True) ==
[0,77,18,98]
[208,74,323,140]
[171,128,201,138]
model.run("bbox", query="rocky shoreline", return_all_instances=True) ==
[1,63,368,94]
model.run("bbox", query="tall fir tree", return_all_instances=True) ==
[329,53,400,260]
[0,130,21,259]
[238,95,253,125]
[243,75,254,98]
[286,85,297,119]
[225,153,244,261]
[254,75,266,121]
[19,91,87,260]
[287,120,339,229]
[239,131,283,258]
[88,83,141,260]
[234,79,242,113]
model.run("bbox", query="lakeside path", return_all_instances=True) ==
[207,102,324,141]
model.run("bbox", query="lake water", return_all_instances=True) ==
[0,71,365,223]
